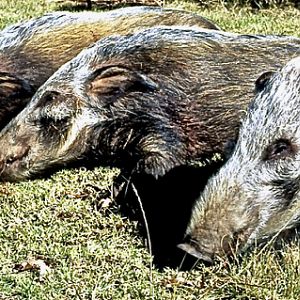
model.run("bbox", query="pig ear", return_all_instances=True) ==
[0,72,34,100]
[255,71,275,93]
[87,66,158,96]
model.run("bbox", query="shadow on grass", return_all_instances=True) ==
[116,161,223,270]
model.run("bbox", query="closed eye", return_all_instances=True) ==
[39,114,70,129]
[29,109,71,142]
[263,138,297,161]
[35,90,61,109]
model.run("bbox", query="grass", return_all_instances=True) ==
[0,0,300,299]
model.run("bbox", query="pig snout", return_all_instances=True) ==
[0,143,30,176]
[178,226,253,263]
[178,175,259,262]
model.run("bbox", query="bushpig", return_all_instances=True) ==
[0,6,219,129]
[179,56,300,263]
[0,27,300,182]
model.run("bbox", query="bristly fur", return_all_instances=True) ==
[0,27,300,182]
[0,6,219,130]
[184,56,300,262]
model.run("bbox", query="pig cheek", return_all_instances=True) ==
[270,178,299,210]
[39,124,68,148]
[53,125,91,161]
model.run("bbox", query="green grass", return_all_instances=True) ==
[1,0,300,299]
[167,0,300,35]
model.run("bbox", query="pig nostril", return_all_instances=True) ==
[5,146,30,166]
[6,156,16,164]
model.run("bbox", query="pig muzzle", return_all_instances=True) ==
[0,144,30,178]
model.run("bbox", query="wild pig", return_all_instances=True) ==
[0,6,219,129]
[179,56,300,263]
[0,27,300,182]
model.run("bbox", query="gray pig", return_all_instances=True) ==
[0,27,300,182]
[0,6,219,129]
[179,56,300,263]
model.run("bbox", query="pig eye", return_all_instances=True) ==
[29,90,76,139]
[32,114,70,141]
[39,114,69,129]
[35,90,62,108]
[263,139,296,161]
[35,91,72,129]
[38,106,71,127]
[33,108,70,135]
